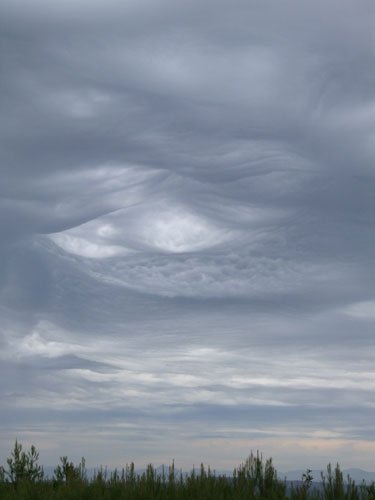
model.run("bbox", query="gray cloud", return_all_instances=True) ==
[1,0,375,471]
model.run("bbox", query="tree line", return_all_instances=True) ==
[1,441,375,499]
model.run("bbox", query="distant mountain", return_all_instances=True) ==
[344,469,375,483]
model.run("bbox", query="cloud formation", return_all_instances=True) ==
[1,0,375,471]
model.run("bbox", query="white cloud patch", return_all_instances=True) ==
[343,301,375,319]
[50,233,128,259]
[138,205,229,253]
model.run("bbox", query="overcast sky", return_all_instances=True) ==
[1,0,375,472]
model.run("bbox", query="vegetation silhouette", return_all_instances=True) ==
[1,441,375,499]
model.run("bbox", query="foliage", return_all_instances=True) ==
[1,441,375,499]
[290,469,315,500]
[4,440,43,484]
[54,455,87,484]
[233,451,286,499]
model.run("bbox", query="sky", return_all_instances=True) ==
[1,0,375,473]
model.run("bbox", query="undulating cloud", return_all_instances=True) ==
[1,0,375,471]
